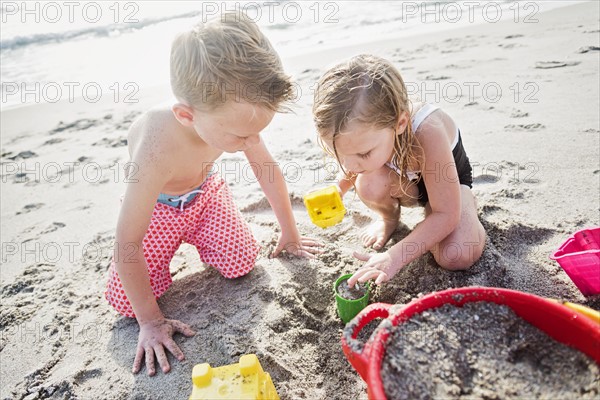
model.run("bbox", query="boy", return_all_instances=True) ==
[105,12,320,376]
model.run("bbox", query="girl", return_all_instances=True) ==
[312,54,486,285]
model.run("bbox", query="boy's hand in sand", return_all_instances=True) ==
[348,251,401,286]
[133,318,195,376]
[271,231,323,259]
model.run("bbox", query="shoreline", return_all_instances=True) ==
[0,1,588,117]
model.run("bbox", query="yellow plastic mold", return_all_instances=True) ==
[303,185,346,228]
[189,354,280,400]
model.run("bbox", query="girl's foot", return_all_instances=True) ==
[360,218,399,250]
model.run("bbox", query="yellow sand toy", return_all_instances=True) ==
[189,354,280,400]
[547,299,600,324]
[303,185,346,228]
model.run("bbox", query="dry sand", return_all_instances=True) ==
[1,2,599,399]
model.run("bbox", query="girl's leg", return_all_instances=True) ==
[426,185,486,270]
[354,167,419,250]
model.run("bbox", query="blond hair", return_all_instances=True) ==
[170,12,294,112]
[312,54,422,187]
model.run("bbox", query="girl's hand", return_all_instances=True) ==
[133,318,196,376]
[348,251,401,286]
[271,231,323,259]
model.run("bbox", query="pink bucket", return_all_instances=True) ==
[550,227,600,296]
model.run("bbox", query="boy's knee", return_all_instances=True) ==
[208,241,259,279]
[223,263,255,279]
[219,256,256,279]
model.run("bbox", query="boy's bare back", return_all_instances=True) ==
[127,107,218,197]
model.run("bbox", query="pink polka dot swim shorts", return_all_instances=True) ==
[105,174,259,318]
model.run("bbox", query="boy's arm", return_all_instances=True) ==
[116,115,176,323]
[244,137,321,258]
[115,157,165,323]
[115,122,194,375]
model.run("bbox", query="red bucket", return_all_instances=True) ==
[341,287,600,400]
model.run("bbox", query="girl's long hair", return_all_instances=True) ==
[312,54,423,195]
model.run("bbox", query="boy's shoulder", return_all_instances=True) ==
[128,106,183,152]
[132,106,180,136]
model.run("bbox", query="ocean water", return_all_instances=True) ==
[0,0,580,109]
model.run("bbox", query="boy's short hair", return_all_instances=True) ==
[170,12,294,112]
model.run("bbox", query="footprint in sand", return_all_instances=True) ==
[75,203,92,211]
[504,123,545,131]
[481,204,502,214]
[43,138,64,145]
[498,43,524,49]
[577,46,600,53]
[40,222,66,234]
[510,110,529,118]
[297,68,322,84]
[351,211,373,227]
[92,137,127,148]
[7,150,37,161]
[424,75,451,81]
[473,174,501,185]
[10,172,37,185]
[73,368,103,385]
[50,118,100,134]
[75,156,91,163]
[535,61,581,69]
[0,263,57,331]
[16,203,44,215]
[80,232,115,272]
[114,112,142,131]
[496,187,530,199]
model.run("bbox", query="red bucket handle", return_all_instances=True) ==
[342,303,392,381]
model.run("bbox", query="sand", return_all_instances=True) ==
[336,279,368,301]
[381,302,599,399]
[1,2,599,399]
